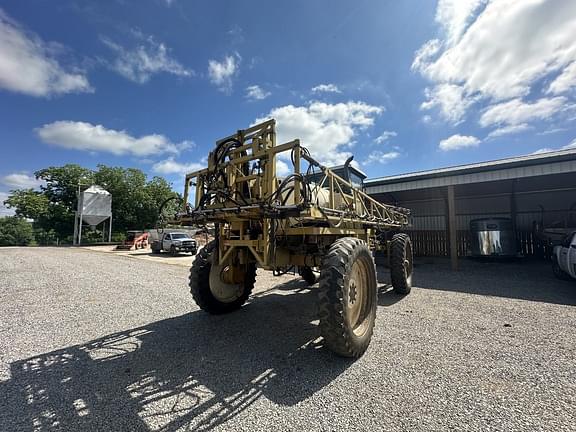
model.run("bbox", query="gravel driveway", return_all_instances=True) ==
[0,247,575,431]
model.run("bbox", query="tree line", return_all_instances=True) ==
[1,164,180,246]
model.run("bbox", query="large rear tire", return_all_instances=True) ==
[189,240,256,314]
[318,237,377,358]
[390,233,413,295]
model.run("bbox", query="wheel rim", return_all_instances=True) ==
[347,257,372,337]
[209,263,244,303]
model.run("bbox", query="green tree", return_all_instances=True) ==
[0,216,35,246]
[4,187,71,239]
[4,189,49,220]
[35,165,94,209]
[4,164,180,241]
[93,165,179,230]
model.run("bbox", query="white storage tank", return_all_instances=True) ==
[74,185,112,244]
[78,185,112,226]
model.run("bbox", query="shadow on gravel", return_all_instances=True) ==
[377,286,406,307]
[0,279,354,432]
[413,258,576,306]
[375,267,406,307]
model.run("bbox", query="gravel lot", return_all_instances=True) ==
[1,247,575,431]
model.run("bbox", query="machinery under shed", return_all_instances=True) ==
[365,148,576,270]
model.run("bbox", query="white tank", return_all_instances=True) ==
[280,180,330,207]
[78,185,112,226]
[280,180,356,210]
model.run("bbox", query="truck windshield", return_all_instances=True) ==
[171,233,190,239]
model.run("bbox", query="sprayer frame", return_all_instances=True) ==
[176,119,409,271]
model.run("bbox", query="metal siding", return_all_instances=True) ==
[366,148,576,186]
[398,190,575,232]
[365,160,576,194]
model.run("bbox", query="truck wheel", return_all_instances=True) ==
[170,245,178,257]
[390,233,413,294]
[189,240,256,314]
[151,241,161,254]
[318,237,377,358]
[552,257,571,280]
[299,266,317,285]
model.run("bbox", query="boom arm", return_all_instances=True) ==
[179,120,409,229]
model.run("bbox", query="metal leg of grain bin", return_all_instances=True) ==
[78,213,83,245]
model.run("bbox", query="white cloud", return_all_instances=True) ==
[208,54,239,93]
[532,138,576,154]
[479,97,566,127]
[311,84,341,94]
[439,134,480,151]
[547,61,576,95]
[563,138,576,149]
[537,127,568,136]
[413,0,576,127]
[374,130,397,144]
[0,191,15,217]
[435,0,488,45]
[1,173,43,189]
[102,36,192,84]
[276,160,291,176]
[36,121,191,156]
[412,39,441,74]
[486,123,531,139]
[364,150,400,165]
[255,101,383,166]
[532,147,555,155]
[0,9,91,97]
[420,84,475,124]
[245,85,270,100]
[152,158,203,175]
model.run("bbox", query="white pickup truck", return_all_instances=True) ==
[552,231,576,280]
[150,231,197,256]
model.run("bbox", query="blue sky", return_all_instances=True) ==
[1,0,576,214]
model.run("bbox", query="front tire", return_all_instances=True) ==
[390,233,413,294]
[318,237,378,358]
[189,241,256,314]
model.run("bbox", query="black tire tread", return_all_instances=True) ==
[390,233,413,294]
[318,237,377,358]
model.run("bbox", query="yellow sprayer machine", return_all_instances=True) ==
[173,120,412,358]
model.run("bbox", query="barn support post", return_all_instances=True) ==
[447,185,458,271]
[510,179,517,232]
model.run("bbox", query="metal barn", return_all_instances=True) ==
[365,149,576,270]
